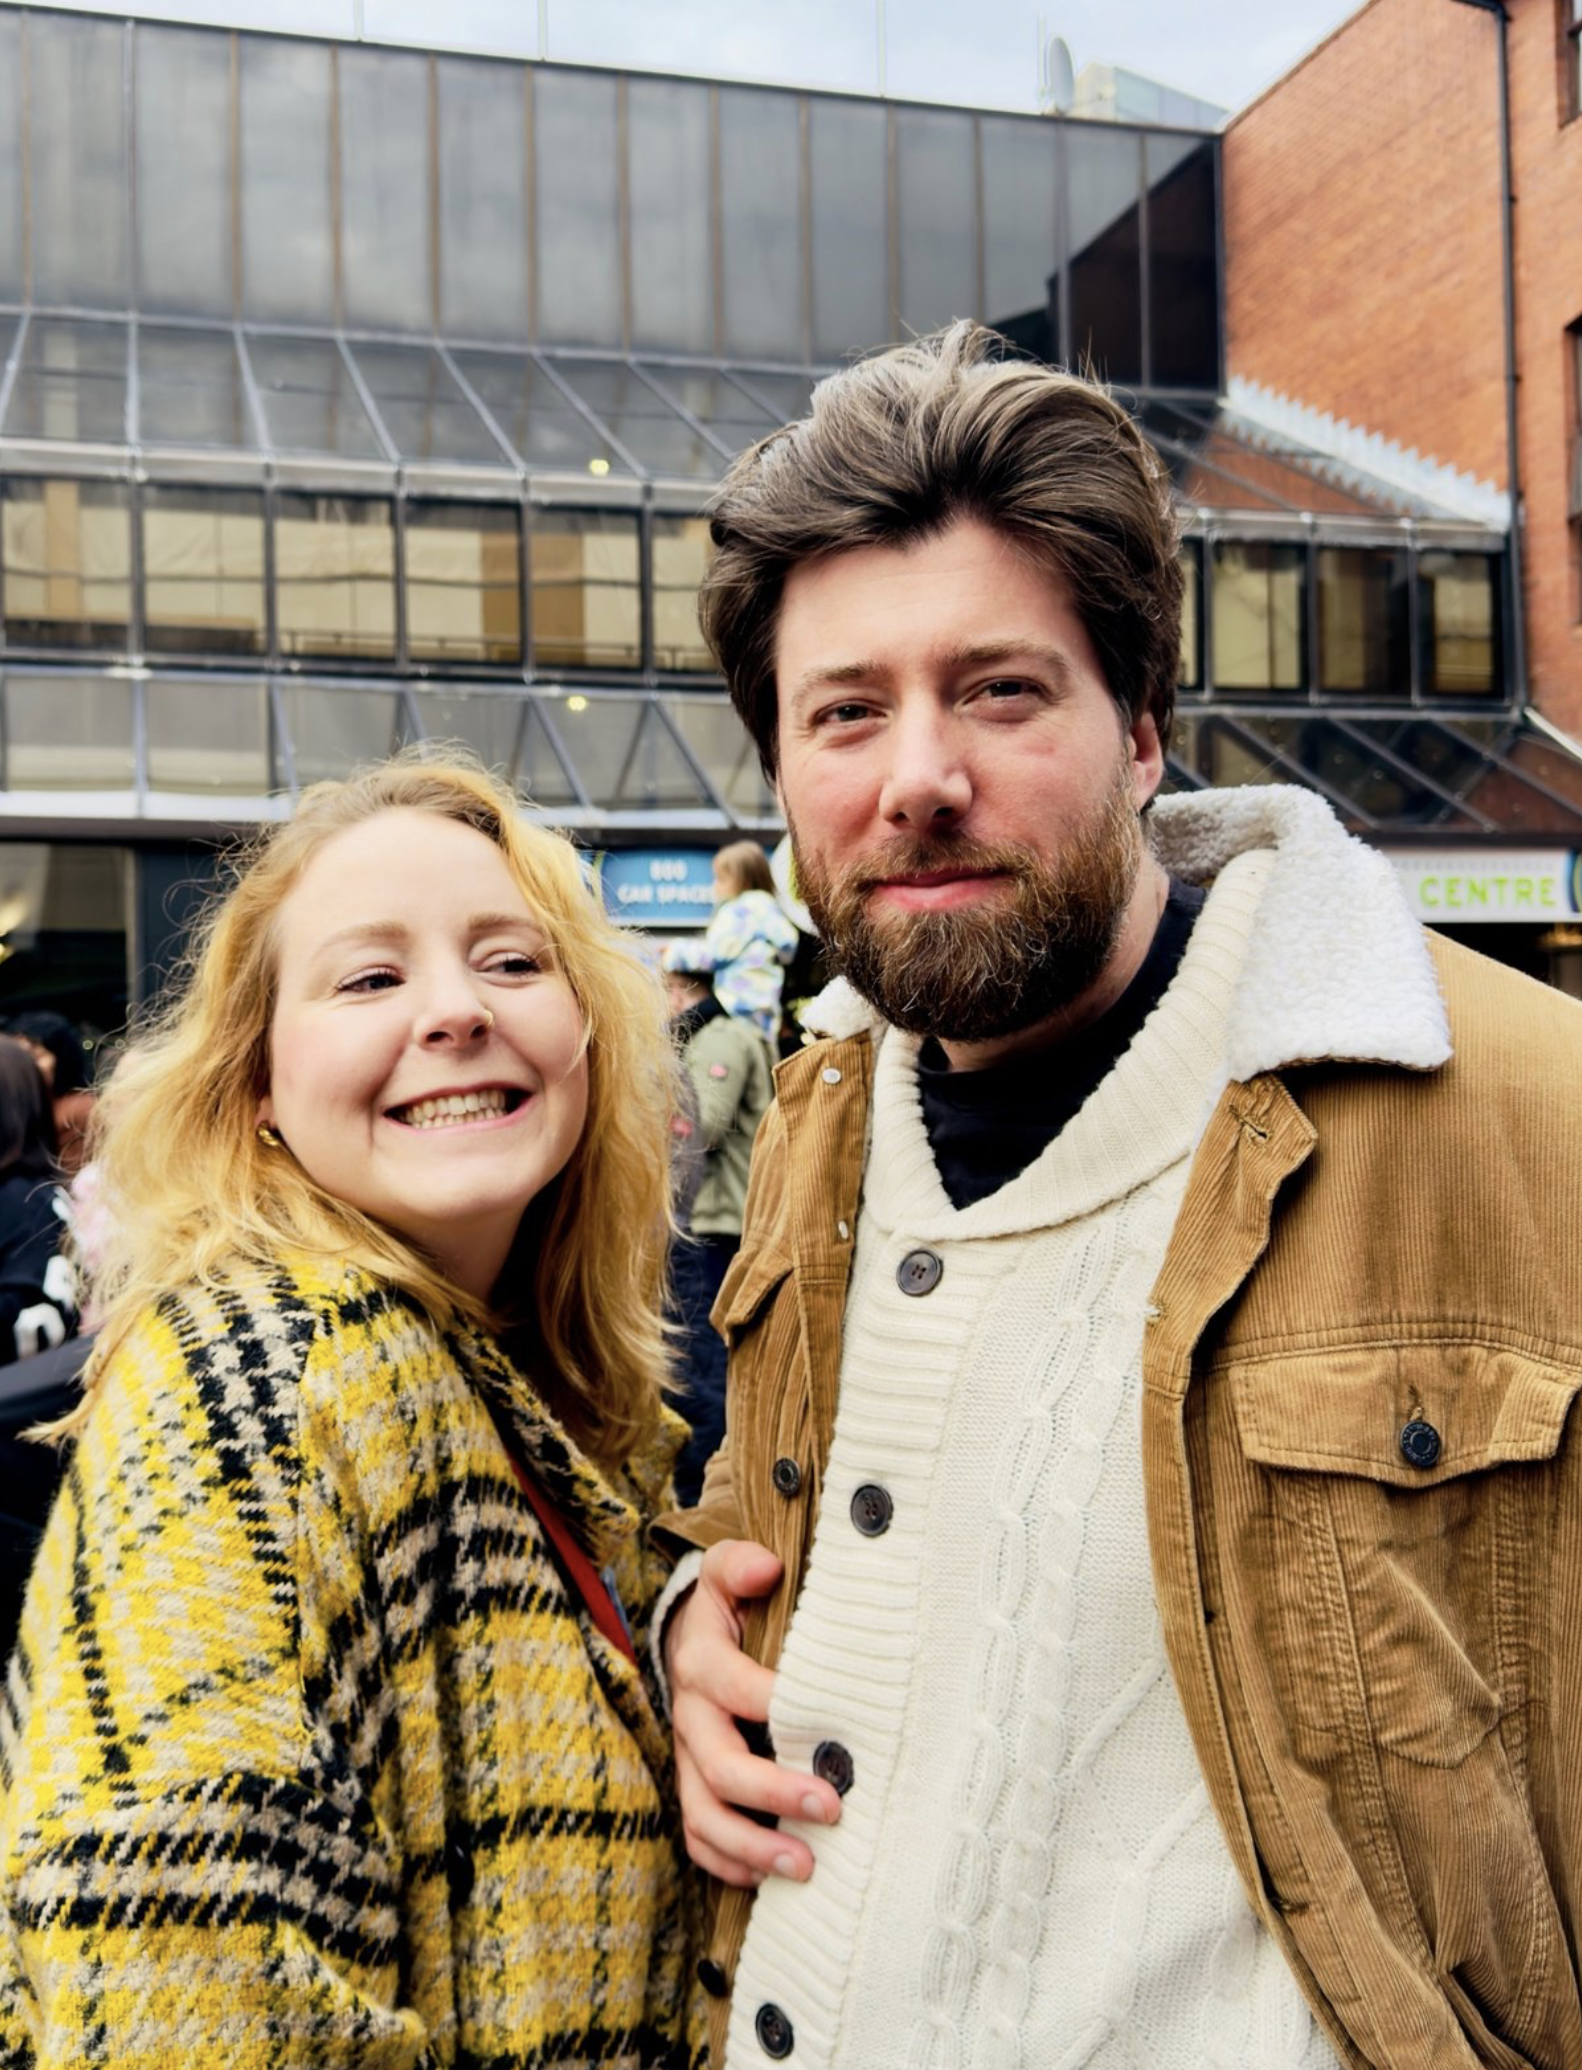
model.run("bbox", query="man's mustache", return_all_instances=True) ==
[842,834,1035,894]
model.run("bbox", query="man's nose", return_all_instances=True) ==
[877,705,972,828]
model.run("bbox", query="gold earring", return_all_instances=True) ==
[256,1122,284,1149]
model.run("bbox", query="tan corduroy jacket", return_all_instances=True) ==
[657,916,1582,2070]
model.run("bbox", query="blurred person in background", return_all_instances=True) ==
[6,1010,96,1178]
[0,1035,76,1364]
[0,753,704,2070]
[664,965,773,1508]
[668,841,797,1053]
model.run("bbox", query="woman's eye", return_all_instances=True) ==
[485,950,543,977]
[336,967,401,995]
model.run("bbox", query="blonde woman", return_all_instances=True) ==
[0,754,704,2070]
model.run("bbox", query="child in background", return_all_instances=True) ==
[666,840,798,1049]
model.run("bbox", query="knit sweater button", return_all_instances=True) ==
[812,1739,854,1795]
[850,1482,893,1536]
[896,1247,943,1296]
[697,1957,729,1998]
[755,2002,794,2058]
[771,1456,802,1497]
[1399,1418,1442,1469]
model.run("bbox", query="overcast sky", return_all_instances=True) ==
[40,0,1367,116]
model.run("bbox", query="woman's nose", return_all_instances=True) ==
[416,985,493,1046]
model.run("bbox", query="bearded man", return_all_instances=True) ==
[654,324,1582,2070]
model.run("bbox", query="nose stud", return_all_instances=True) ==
[481,1008,495,1032]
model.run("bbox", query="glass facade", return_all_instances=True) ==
[0,3,1550,929]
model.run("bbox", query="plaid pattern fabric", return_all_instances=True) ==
[0,1259,704,2069]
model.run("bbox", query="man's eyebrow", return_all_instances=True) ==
[787,640,1079,701]
[787,659,883,700]
[941,639,1080,686]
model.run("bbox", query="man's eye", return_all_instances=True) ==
[821,701,874,726]
[336,967,401,994]
[979,678,1034,701]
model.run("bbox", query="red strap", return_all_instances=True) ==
[507,1454,637,1664]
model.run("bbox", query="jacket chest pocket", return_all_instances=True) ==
[1222,1342,1582,1769]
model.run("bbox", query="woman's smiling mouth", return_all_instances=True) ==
[388,1088,527,1130]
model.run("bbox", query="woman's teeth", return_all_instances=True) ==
[397,1089,511,1129]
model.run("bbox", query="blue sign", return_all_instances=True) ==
[595,849,718,927]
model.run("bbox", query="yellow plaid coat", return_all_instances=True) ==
[0,1258,705,2069]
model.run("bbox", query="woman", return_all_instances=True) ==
[663,840,796,1049]
[0,755,703,2069]
[6,1010,96,1178]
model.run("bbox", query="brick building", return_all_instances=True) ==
[1225,0,1582,739]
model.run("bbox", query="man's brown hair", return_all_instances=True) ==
[700,322,1182,777]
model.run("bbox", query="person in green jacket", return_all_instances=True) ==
[664,965,772,1506]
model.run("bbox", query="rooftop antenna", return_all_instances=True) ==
[1039,28,1076,113]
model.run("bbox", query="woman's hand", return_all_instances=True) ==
[665,1539,844,1887]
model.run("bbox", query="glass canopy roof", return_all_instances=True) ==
[1167,712,1582,841]
[0,312,1492,528]
[0,665,1575,847]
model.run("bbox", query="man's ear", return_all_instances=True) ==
[1128,711,1165,811]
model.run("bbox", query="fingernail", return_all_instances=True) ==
[773,1852,797,1879]
[799,1794,825,1823]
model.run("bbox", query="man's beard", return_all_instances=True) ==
[792,771,1144,1044]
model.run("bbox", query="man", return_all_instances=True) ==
[654,323,1582,2070]
[665,960,775,1505]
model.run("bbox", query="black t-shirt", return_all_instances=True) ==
[917,880,1207,1211]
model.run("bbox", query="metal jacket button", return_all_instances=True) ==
[812,1740,854,1795]
[771,1456,802,1497]
[897,1247,943,1296]
[1399,1418,1442,1469]
[755,2003,794,2058]
[850,1482,894,1536]
[697,1957,729,1998]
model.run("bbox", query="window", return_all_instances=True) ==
[1146,138,1219,391]
[1210,541,1305,692]
[1178,542,1201,691]
[1416,552,1501,695]
[651,515,714,672]
[405,502,522,666]
[719,88,803,360]
[145,677,272,793]
[1317,548,1409,693]
[274,494,396,661]
[143,486,267,658]
[1,480,132,651]
[529,510,641,670]
[0,674,135,787]
[1067,127,1142,386]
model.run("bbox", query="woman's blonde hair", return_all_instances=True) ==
[713,839,775,900]
[68,750,677,1470]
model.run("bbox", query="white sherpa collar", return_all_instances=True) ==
[796,786,1451,1079]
